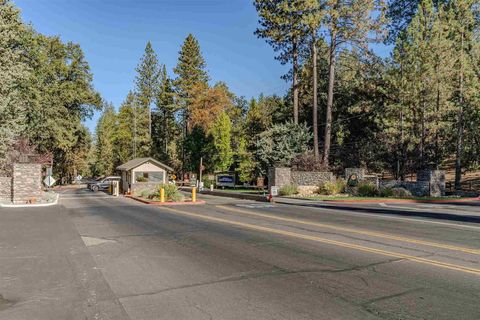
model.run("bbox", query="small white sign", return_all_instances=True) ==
[76,175,82,181]
[270,186,279,197]
[44,176,56,187]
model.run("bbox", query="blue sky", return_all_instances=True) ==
[14,0,390,133]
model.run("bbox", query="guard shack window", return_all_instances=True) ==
[134,171,164,183]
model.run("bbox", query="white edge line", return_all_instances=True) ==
[0,193,59,208]
[286,202,480,231]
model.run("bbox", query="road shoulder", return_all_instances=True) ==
[0,205,130,320]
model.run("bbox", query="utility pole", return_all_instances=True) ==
[199,157,203,190]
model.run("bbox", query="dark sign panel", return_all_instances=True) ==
[216,173,235,187]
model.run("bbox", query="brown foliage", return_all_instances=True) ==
[292,151,327,171]
[188,83,233,132]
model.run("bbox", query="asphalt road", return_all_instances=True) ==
[1,189,480,319]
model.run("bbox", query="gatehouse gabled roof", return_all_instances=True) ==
[116,157,173,172]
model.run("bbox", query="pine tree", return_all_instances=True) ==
[134,42,160,155]
[211,112,234,172]
[384,0,456,176]
[94,102,117,175]
[152,65,179,164]
[174,34,209,112]
[0,0,29,171]
[174,34,209,171]
[320,0,386,167]
[386,0,448,43]
[254,0,315,124]
[446,0,480,189]
[114,92,136,166]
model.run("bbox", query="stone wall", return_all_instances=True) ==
[267,167,291,191]
[268,167,334,194]
[13,163,42,204]
[379,170,445,197]
[0,177,12,202]
[417,170,445,197]
[291,171,334,186]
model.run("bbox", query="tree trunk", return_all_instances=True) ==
[322,32,336,167]
[420,101,426,169]
[293,38,299,125]
[164,110,168,155]
[400,108,406,181]
[312,30,319,160]
[455,31,465,190]
[148,105,152,138]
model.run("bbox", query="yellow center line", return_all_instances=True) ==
[159,206,480,276]
[215,205,480,256]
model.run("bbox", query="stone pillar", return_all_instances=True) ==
[267,167,291,192]
[417,170,445,197]
[13,163,43,204]
[0,177,12,202]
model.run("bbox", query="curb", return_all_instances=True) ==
[0,193,59,208]
[126,195,206,206]
[277,196,480,205]
[319,197,480,204]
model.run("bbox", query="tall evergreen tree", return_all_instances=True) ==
[254,0,315,124]
[114,92,136,166]
[152,65,179,164]
[448,0,480,189]
[174,34,209,171]
[174,34,209,112]
[319,0,386,167]
[94,102,116,175]
[386,0,447,43]
[384,0,455,176]
[134,41,160,152]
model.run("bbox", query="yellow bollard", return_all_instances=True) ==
[160,188,165,203]
[192,187,197,202]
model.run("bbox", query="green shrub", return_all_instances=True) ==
[392,187,413,198]
[156,183,185,202]
[357,182,378,197]
[318,179,346,195]
[136,189,155,198]
[202,177,214,189]
[279,184,298,196]
[379,187,394,197]
[169,192,185,202]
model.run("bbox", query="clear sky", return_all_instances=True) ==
[14,0,390,133]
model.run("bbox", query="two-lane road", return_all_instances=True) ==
[60,189,480,319]
[2,188,479,319]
